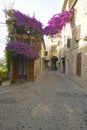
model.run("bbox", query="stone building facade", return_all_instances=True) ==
[5,9,46,83]
[44,36,60,70]
[60,0,87,88]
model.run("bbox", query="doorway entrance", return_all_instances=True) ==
[11,56,34,82]
[51,56,58,70]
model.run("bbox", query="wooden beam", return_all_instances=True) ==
[62,0,68,11]
[62,0,78,11]
[71,0,78,8]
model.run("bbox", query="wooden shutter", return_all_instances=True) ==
[76,53,81,76]
[12,60,18,82]
[28,60,34,81]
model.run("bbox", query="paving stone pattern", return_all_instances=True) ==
[0,70,87,130]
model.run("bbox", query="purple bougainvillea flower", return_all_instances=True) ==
[5,8,74,36]
[43,9,74,36]
[6,42,40,59]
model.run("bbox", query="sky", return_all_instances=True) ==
[0,0,64,58]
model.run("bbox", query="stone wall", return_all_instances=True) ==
[66,44,87,88]
[34,57,41,79]
[61,0,87,88]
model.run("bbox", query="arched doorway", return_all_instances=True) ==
[51,56,58,70]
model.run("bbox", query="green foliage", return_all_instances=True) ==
[0,77,2,85]
[0,67,9,81]
[0,58,9,81]
[5,50,12,71]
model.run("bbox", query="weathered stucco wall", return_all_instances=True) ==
[61,0,87,88]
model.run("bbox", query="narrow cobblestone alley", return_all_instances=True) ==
[0,70,87,130]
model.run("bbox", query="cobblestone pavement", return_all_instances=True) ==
[0,70,87,130]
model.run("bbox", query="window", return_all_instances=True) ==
[67,38,71,48]
[51,45,57,52]
[76,53,81,76]
[44,51,48,56]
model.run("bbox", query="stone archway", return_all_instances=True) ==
[51,56,58,70]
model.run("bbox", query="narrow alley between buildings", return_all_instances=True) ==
[0,70,87,130]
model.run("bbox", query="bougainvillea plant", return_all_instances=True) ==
[6,42,41,59]
[5,8,74,37]
[44,9,74,36]
[5,9,43,35]
[5,9,43,61]
[5,8,74,62]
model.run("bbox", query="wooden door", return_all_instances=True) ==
[18,59,27,80]
[28,60,34,81]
